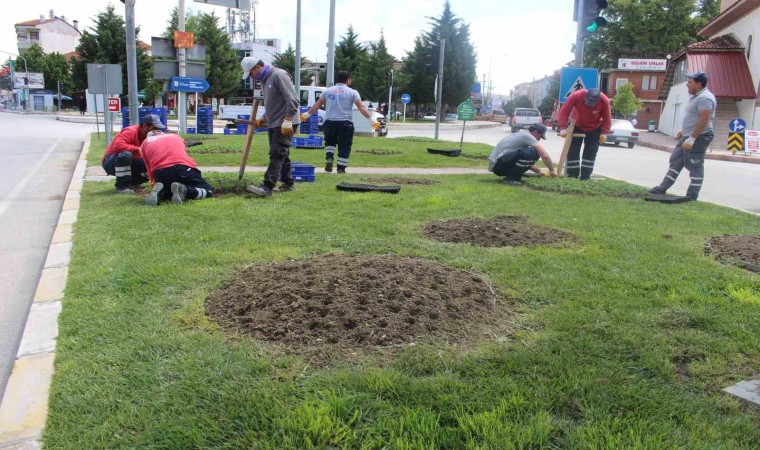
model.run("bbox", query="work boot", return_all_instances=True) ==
[171,182,187,204]
[246,184,273,198]
[324,159,334,172]
[648,186,666,195]
[275,184,295,193]
[145,183,164,206]
[115,187,135,194]
[502,179,523,186]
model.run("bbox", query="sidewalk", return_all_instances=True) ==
[636,130,760,165]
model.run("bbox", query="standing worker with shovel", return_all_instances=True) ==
[557,88,612,180]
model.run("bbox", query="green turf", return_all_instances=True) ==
[45,166,760,448]
[87,133,493,168]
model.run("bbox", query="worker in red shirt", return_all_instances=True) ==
[140,131,213,206]
[102,114,166,194]
[558,88,612,180]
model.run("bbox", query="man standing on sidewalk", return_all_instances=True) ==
[558,88,612,180]
[240,56,301,197]
[649,71,716,201]
[101,114,165,194]
[300,71,380,173]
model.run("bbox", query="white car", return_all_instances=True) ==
[606,119,639,148]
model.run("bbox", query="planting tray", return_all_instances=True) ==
[427,148,461,157]
[644,194,694,204]
[336,182,401,194]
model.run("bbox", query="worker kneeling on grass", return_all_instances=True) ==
[488,124,557,185]
[139,130,213,206]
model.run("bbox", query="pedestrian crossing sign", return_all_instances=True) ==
[559,67,599,103]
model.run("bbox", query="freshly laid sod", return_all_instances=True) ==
[86,133,494,168]
[46,170,760,448]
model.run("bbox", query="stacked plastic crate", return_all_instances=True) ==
[121,107,168,129]
[299,106,320,135]
[197,107,213,134]
[292,106,324,148]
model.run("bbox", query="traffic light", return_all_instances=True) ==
[576,0,608,38]
[425,45,440,74]
[386,71,393,86]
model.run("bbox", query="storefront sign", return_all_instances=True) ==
[617,59,667,71]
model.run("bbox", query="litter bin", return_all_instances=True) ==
[648,120,656,132]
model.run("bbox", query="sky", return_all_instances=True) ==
[0,0,577,97]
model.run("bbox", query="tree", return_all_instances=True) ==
[163,8,202,37]
[584,0,720,69]
[538,77,559,117]
[611,83,643,117]
[18,44,46,73]
[70,5,152,94]
[272,44,310,86]
[354,31,396,103]
[193,12,239,99]
[335,26,368,88]
[44,52,73,93]
[401,36,436,111]
[514,95,533,109]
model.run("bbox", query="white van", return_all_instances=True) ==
[218,86,387,136]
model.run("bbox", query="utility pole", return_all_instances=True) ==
[387,69,393,123]
[574,0,586,66]
[125,0,139,125]
[295,0,301,89]
[434,38,445,140]
[178,0,187,133]
[326,0,336,86]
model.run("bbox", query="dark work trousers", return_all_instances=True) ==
[102,151,148,189]
[263,125,298,189]
[324,120,355,170]
[566,126,602,180]
[655,132,713,198]
[492,147,540,181]
[153,165,213,202]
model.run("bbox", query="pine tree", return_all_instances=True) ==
[70,5,151,94]
[193,12,239,99]
[272,44,310,86]
[335,26,368,88]
[355,31,395,103]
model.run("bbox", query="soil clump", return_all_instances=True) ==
[422,215,576,248]
[705,235,760,273]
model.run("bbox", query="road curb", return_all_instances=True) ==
[0,135,89,449]
[636,139,760,165]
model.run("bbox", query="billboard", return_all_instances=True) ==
[617,59,667,71]
[14,72,44,89]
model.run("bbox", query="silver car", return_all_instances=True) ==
[606,119,639,148]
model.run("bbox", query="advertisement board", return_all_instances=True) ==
[13,72,44,89]
[617,59,667,71]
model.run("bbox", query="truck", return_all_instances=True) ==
[218,86,387,136]
[509,107,542,133]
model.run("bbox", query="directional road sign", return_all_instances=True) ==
[400,93,411,104]
[559,67,598,103]
[170,76,210,93]
[728,117,746,133]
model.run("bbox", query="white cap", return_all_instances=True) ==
[241,56,262,80]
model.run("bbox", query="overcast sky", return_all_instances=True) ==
[0,0,577,96]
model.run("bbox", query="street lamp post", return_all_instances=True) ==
[0,50,30,111]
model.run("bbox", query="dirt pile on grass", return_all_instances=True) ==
[422,215,576,248]
[705,235,760,273]
[205,254,511,364]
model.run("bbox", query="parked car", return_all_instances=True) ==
[481,109,507,123]
[606,119,639,148]
[509,108,542,133]
[444,113,458,122]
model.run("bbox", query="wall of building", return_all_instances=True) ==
[38,20,80,54]
[607,70,667,128]
[716,9,760,129]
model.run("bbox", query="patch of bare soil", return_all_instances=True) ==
[205,254,512,366]
[355,149,402,155]
[422,215,576,248]
[365,177,440,186]
[705,235,760,273]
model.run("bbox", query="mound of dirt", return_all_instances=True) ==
[355,149,402,155]
[365,177,440,186]
[705,235,760,273]
[205,254,511,364]
[422,215,576,248]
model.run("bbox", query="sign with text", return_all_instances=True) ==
[193,0,251,9]
[170,76,209,93]
[108,97,120,112]
[457,98,477,121]
[617,59,667,71]
[745,130,760,153]
[13,72,44,89]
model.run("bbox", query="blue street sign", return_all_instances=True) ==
[400,93,411,104]
[170,76,209,93]
[729,117,746,133]
[559,67,599,103]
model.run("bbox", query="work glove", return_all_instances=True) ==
[599,134,607,144]
[300,112,310,122]
[255,117,266,128]
[559,129,568,137]
[682,136,695,150]
[370,120,381,131]
[549,170,558,178]
[540,171,551,178]
[280,119,294,136]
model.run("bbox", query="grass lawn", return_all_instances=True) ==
[45,162,760,447]
[86,133,493,168]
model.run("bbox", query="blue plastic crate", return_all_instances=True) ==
[284,162,315,182]
[292,135,324,148]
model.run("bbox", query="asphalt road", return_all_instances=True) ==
[0,113,94,399]
[388,122,760,215]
